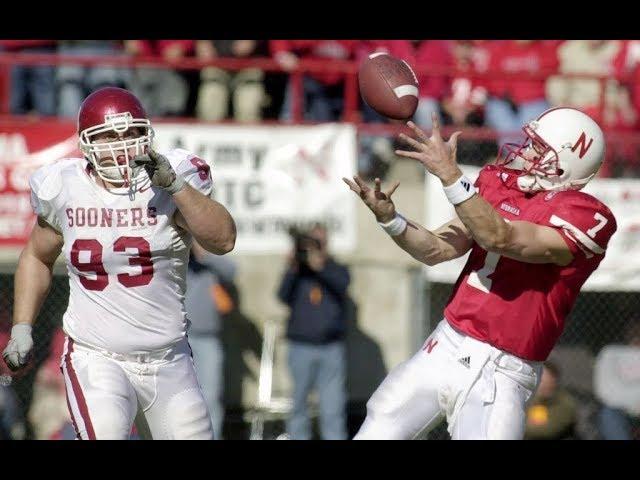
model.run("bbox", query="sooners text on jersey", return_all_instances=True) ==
[29,149,213,354]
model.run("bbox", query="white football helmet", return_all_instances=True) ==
[497,107,605,192]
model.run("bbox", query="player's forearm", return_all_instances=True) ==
[391,218,466,266]
[454,193,572,265]
[173,184,237,254]
[391,221,446,266]
[454,194,512,252]
[12,250,55,327]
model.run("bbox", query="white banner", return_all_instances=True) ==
[424,166,640,291]
[153,123,357,254]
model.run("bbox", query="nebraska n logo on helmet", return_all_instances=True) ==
[571,131,595,159]
[78,87,155,188]
[496,106,605,192]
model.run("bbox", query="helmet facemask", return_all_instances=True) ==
[495,122,570,192]
[79,112,154,188]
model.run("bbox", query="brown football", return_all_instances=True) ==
[358,52,419,120]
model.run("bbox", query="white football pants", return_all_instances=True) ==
[59,336,214,440]
[355,320,543,440]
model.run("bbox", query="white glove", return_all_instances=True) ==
[2,324,33,371]
[132,149,186,195]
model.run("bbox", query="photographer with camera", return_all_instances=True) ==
[277,223,351,440]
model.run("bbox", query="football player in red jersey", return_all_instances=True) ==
[344,107,616,440]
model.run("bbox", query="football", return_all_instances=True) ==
[358,52,419,120]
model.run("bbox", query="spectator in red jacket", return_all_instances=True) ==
[411,41,455,129]
[125,40,195,117]
[441,40,489,127]
[613,40,640,130]
[440,41,497,167]
[484,40,559,144]
[0,40,57,116]
[271,40,358,122]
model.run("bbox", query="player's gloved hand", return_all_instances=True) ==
[2,324,33,372]
[132,149,185,194]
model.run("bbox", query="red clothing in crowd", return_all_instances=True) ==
[613,39,638,76]
[128,40,195,57]
[445,41,491,112]
[0,40,56,50]
[613,40,640,129]
[626,71,640,131]
[269,40,358,86]
[486,41,559,103]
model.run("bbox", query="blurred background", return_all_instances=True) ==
[0,39,639,440]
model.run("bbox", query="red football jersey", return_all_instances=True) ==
[444,165,617,361]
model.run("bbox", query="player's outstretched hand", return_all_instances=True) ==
[2,324,33,372]
[395,112,463,186]
[343,176,400,223]
[132,149,185,194]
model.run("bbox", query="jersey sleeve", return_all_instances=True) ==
[545,192,617,261]
[29,163,64,232]
[166,148,214,197]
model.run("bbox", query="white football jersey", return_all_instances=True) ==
[29,149,214,354]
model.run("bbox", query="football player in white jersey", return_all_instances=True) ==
[2,87,236,440]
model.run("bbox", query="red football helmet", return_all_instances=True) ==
[78,87,154,186]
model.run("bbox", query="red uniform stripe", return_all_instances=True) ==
[61,370,82,440]
[64,339,97,440]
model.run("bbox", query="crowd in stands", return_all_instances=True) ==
[2,40,640,177]
[3,40,640,128]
